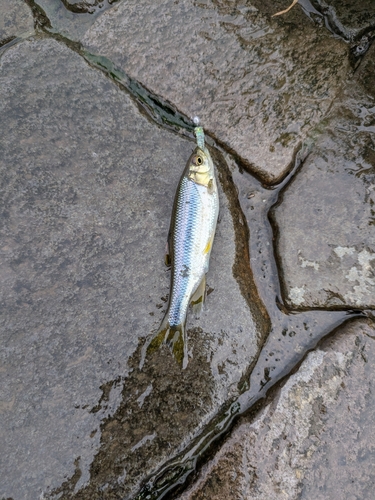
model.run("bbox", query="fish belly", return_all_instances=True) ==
[168,176,218,327]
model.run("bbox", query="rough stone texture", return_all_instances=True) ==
[181,320,375,500]
[0,38,265,499]
[308,0,375,41]
[81,0,350,183]
[0,0,34,46]
[273,43,375,309]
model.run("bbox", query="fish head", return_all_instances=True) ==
[186,146,214,187]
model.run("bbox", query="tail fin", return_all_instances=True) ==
[145,315,188,369]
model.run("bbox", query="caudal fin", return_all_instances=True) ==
[145,316,188,368]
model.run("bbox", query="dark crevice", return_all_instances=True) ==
[0,35,16,49]
[210,147,270,340]
[24,0,52,29]
[205,130,276,186]
[60,0,120,15]
[82,52,195,137]
[209,147,270,394]
[0,35,24,58]
[242,316,372,427]
[300,0,375,65]
[233,142,311,317]
[79,50,298,188]
[310,0,375,43]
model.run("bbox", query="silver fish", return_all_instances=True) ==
[148,126,219,368]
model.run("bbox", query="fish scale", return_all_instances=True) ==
[169,176,217,327]
[147,126,219,368]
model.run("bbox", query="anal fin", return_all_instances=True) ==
[203,232,215,255]
[190,275,206,319]
[164,239,171,267]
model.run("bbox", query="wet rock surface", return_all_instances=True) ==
[1,1,375,499]
[180,320,375,500]
[0,36,265,499]
[273,43,375,310]
[0,0,34,46]
[308,0,375,42]
[81,0,350,183]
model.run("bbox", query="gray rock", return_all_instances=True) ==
[81,0,350,183]
[180,320,375,500]
[308,0,375,42]
[272,43,375,310]
[0,37,266,499]
[0,0,34,46]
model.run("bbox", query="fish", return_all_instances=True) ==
[147,125,219,368]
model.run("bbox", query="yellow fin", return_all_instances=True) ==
[190,275,206,318]
[203,240,211,255]
[203,232,215,255]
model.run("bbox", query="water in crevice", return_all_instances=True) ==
[29,0,121,40]
[82,52,196,138]
[299,0,375,59]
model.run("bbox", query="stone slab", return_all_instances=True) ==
[0,0,34,46]
[272,43,375,309]
[81,0,350,183]
[181,319,375,500]
[0,37,265,499]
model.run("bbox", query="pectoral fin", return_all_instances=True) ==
[164,244,171,267]
[164,231,172,267]
[190,275,206,318]
[203,233,214,255]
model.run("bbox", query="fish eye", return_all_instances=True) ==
[193,155,203,166]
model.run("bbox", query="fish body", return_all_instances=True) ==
[168,148,219,325]
[148,133,219,368]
